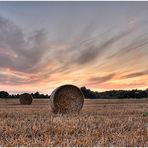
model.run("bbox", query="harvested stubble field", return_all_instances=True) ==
[0,98,148,147]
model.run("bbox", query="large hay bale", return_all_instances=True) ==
[50,84,84,114]
[19,93,33,105]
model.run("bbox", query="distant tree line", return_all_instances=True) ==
[0,91,50,99]
[80,87,148,99]
[0,87,148,99]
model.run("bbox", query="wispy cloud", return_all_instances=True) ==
[122,69,148,79]
[0,16,54,85]
[0,14,148,92]
[88,73,116,84]
[0,16,50,73]
[75,26,137,65]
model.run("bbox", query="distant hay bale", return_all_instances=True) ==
[19,93,33,105]
[50,84,84,114]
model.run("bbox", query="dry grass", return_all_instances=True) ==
[0,99,148,146]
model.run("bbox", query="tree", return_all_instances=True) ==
[0,91,9,98]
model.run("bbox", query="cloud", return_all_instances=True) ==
[0,16,50,73]
[0,70,42,85]
[88,73,115,84]
[0,15,148,88]
[72,23,140,65]
[0,73,26,85]
[122,69,148,79]
[51,22,139,68]
[46,24,138,77]
[107,35,148,60]
[0,16,55,85]
[93,82,147,90]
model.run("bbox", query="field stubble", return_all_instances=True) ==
[0,98,148,146]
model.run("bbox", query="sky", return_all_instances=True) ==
[0,2,148,94]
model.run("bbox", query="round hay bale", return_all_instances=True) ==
[19,93,33,105]
[50,84,84,114]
